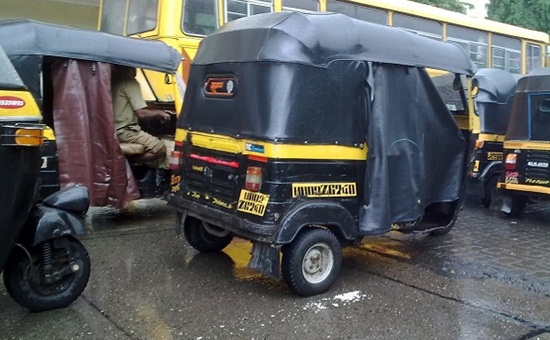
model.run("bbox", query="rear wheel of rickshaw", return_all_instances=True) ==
[3,237,91,312]
[281,228,342,297]
[481,175,499,208]
[506,195,526,218]
[183,217,233,253]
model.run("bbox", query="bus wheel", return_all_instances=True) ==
[506,195,526,218]
[481,175,499,208]
[183,217,233,253]
[281,228,342,297]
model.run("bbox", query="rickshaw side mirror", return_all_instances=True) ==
[165,73,174,85]
[471,78,479,97]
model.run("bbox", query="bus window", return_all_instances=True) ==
[183,0,217,36]
[226,0,273,23]
[527,43,542,73]
[127,0,158,35]
[393,13,442,40]
[492,34,521,73]
[492,48,505,70]
[447,24,488,68]
[100,0,126,35]
[326,0,387,25]
[282,0,319,12]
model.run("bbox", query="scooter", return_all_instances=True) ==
[1,185,91,312]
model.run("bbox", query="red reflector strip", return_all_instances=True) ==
[175,140,183,147]
[248,155,268,163]
[189,153,239,168]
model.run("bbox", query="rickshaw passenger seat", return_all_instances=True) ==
[120,143,145,155]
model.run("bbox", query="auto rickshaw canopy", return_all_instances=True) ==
[194,11,474,75]
[506,68,550,141]
[0,18,182,103]
[0,19,184,210]
[0,18,181,72]
[183,12,477,234]
[473,68,518,135]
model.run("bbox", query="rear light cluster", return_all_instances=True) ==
[244,155,267,192]
[169,142,184,171]
[475,139,484,149]
[245,166,262,191]
[505,153,517,171]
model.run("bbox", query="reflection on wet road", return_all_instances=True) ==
[1,198,549,339]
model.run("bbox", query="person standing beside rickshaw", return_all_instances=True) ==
[111,65,171,164]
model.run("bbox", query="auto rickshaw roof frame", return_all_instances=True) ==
[0,18,182,74]
[194,12,475,76]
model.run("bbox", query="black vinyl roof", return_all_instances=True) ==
[0,18,182,73]
[516,67,550,92]
[473,68,518,103]
[194,12,475,75]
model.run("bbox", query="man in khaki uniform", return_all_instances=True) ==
[112,65,171,164]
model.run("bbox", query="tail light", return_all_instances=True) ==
[475,140,484,149]
[245,166,263,192]
[169,150,182,171]
[505,153,517,171]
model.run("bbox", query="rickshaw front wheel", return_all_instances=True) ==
[3,237,91,312]
[183,217,233,253]
[282,228,342,297]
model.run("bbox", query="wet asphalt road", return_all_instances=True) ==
[1,198,550,340]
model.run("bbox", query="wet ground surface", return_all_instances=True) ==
[1,198,550,340]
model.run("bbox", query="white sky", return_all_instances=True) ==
[467,0,489,18]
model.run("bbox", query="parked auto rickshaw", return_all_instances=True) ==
[468,69,518,207]
[165,12,478,296]
[497,67,550,217]
[0,19,184,210]
[0,45,91,311]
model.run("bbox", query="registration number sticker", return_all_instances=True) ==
[237,190,270,217]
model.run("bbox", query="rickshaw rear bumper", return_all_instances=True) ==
[165,194,278,244]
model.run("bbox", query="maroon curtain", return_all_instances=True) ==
[52,60,139,209]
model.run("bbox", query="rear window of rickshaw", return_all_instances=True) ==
[530,93,550,141]
[431,72,466,113]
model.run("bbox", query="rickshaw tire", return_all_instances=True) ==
[281,228,342,297]
[183,217,233,253]
[2,237,91,312]
[506,195,526,218]
[481,175,499,208]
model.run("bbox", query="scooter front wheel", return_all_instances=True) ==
[3,237,91,312]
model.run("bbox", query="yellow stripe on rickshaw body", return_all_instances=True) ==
[499,182,550,195]
[175,128,367,160]
[0,90,40,118]
[478,133,505,142]
[504,140,550,151]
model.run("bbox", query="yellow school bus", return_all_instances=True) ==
[99,0,549,83]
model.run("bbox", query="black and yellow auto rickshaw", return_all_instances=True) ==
[497,68,550,217]
[468,69,518,207]
[0,44,91,312]
[0,19,184,210]
[0,45,44,272]
[165,12,477,296]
